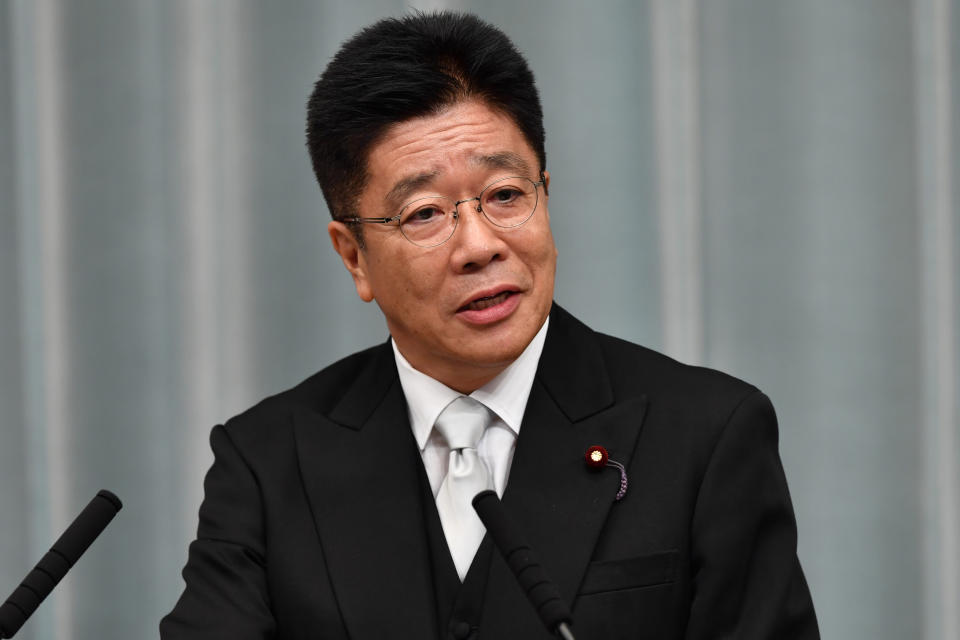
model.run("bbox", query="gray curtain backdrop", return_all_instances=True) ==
[1,0,957,638]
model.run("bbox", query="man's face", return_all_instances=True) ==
[328,101,557,392]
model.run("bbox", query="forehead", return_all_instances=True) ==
[362,101,538,205]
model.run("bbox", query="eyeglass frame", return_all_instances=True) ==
[342,172,548,248]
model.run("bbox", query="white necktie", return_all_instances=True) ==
[434,395,493,581]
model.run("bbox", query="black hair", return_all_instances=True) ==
[305,11,546,226]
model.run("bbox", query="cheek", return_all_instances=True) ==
[371,251,445,304]
[524,229,558,274]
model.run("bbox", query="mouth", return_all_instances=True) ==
[459,290,516,312]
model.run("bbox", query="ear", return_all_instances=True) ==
[542,170,550,197]
[328,220,374,302]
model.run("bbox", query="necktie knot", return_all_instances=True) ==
[434,396,492,451]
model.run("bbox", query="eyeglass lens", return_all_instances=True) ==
[397,176,539,247]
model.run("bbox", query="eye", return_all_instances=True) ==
[401,204,446,226]
[486,187,522,206]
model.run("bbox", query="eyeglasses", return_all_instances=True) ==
[343,174,546,248]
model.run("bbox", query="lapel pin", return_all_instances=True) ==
[584,445,628,501]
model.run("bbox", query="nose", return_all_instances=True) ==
[450,198,507,272]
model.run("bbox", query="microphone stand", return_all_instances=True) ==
[0,490,121,638]
[472,490,577,640]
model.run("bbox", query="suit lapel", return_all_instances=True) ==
[293,343,438,640]
[480,306,649,637]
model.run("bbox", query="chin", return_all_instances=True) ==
[455,331,530,367]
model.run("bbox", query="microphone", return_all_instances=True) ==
[0,490,122,639]
[472,490,575,640]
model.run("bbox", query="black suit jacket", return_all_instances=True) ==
[161,304,818,639]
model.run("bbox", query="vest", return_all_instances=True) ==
[417,457,495,640]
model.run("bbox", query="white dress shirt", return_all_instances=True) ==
[391,318,549,498]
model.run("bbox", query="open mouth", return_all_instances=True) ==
[460,290,514,312]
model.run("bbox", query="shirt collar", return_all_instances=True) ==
[392,317,550,451]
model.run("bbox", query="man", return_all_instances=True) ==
[162,11,818,640]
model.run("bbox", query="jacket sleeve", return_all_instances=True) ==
[160,424,276,639]
[684,391,819,639]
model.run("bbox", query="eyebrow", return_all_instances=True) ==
[381,152,534,212]
[471,152,532,176]
[383,170,441,213]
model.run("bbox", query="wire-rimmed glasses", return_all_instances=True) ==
[343,174,546,248]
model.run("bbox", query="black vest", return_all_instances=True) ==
[417,459,495,640]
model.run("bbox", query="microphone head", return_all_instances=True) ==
[471,489,497,510]
[96,490,123,512]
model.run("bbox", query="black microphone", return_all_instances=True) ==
[472,490,575,640]
[0,490,122,639]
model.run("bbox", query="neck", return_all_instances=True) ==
[403,356,508,394]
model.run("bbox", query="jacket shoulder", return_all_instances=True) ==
[593,331,761,413]
[219,342,389,442]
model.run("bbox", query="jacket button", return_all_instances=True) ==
[451,620,472,639]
